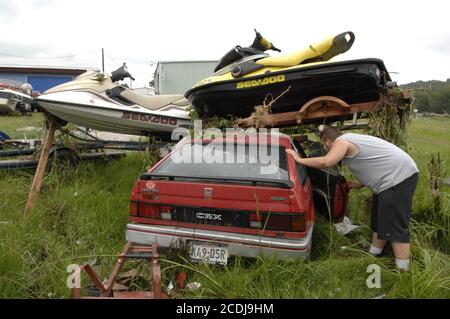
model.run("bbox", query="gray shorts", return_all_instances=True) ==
[371,173,419,243]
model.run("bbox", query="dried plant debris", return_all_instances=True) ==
[366,88,413,149]
[235,86,291,129]
[203,116,236,130]
[235,104,274,129]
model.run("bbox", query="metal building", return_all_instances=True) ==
[0,66,88,94]
[154,60,218,95]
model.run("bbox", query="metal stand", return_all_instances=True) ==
[269,97,378,127]
[72,242,167,299]
[267,92,411,128]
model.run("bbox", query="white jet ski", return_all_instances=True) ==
[0,86,33,114]
[33,64,191,138]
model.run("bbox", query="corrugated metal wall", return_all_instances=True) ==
[0,72,74,93]
[27,75,73,93]
[155,61,218,95]
[0,72,27,84]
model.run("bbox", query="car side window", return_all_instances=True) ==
[292,139,307,158]
[296,163,308,185]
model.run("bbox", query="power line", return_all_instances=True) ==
[104,53,123,69]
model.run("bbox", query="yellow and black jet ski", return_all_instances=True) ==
[185,30,392,118]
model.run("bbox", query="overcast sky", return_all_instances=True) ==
[0,0,449,87]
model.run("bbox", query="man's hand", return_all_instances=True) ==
[286,139,348,170]
[286,149,301,162]
[348,182,364,189]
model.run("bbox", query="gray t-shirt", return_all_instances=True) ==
[336,133,419,194]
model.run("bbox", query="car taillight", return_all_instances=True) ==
[291,215,306,231]
[249,213,306,232]
[129,201,137,216]
[249,213,262,228]
[139,203,160,219]
[159,205,172,220]
[131,202,172,220]
[265,214,292,231]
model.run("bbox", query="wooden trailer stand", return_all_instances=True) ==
[21,116,167,299]
[24,116,58,213]
[21,114,144,212]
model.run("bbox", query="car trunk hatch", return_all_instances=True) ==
[136,176,292,228]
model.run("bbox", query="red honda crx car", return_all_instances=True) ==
[126,132,347,265]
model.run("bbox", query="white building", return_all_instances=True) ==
[153,60,218,95]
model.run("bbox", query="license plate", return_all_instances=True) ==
[189,241,229,265]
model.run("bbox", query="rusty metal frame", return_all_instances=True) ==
[72,241,167,299]
[268,92,412,128]
[269,98,378,127]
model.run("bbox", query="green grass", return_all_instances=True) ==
[0,112,45,140]
[0,115,449,298]
[0,151,154,298]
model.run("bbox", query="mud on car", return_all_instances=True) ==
[126,133,348,265]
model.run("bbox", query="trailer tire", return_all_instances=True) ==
[45,147,79,172]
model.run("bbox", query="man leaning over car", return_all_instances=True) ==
[286,125,419,271]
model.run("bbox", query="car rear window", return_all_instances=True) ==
[153,142,289,181]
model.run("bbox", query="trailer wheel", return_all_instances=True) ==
[45,147,80,172]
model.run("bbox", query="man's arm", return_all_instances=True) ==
[286,140,349,169]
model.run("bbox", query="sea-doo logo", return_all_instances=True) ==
[236,75,285,89]
[122,111,177,126]
[196,212,222,221]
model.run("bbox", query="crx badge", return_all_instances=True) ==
[203,187,213,198]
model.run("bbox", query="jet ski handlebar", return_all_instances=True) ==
[110,63,135,82]
[251,29,280,52]
[213,30,281,73]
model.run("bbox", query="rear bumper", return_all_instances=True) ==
[126,223,313,259]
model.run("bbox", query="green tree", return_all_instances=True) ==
[413,89,432,112]
[430,86,450,113]
[402,79,450,114]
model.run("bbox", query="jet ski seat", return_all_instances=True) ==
[256,47,325,67]
[120,90,190,110]
[256,31,355,68]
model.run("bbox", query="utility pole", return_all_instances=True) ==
[102,48,105,73]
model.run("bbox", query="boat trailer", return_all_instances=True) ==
[18,113,171,212]
[0,134,134,171]
[71,241,168,299]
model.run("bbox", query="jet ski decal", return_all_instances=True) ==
[122,111,178,126]
[236,75,285,89]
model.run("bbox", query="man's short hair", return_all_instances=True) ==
[318,125,343,141]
